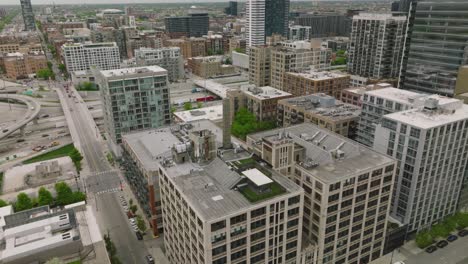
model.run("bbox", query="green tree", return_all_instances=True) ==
[336,49,346,56]
[72,191,86,203]
[37,68,55,80]
[136,215,147,232]
[55,182,74,206]
[230,108,275,140]
[455,212,468,228]
[207,49,214,56]
[129,198,133,206]
[45,257,64,264]
[234,47,246,54]
[183,102,193,111]
[38,187,54,206]
[415,231,433,248]
[69,147,83,172]
[0,199,8,207]
[225,57,232,65]
[47,61,53,70]
[216,49,224,55]
[197,101,203,108]
[58,63,66,73]
[77,82,96,91]
[130,204,138,214]
[430,223,451,238]
[15,192,33,212]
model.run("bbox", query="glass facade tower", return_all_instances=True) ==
[399,0,468,97]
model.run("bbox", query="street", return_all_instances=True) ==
[405,235,468,264]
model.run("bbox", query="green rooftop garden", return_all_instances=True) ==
[24,144,75,164]
[239,181,285,203]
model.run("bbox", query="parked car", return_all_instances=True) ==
[135,231,143,241]
[2,129,8,133]
[145,255,155,264]
[16,139,25,143]
[425,245,437,253]
[129,218,136,224]
[41,114,49,118]
[42,134,49,137]
[436,240,448,248]
[447,235,458,242]
[458,229,468,237]
[133,225,139,231]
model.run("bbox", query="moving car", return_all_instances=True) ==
[425,245,437,253]
[436,240,448,248]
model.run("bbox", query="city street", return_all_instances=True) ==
[403,235,468,264]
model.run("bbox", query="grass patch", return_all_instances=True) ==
[239,182,285,203]
[23,144,75,164]
[0,171,3,194]
[67,261,82,264]
[238,158,255,165]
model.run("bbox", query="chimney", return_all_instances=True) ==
[223,98,232,149]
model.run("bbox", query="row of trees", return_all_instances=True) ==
[104,233,122,264]
[69,147,84,173]
[128,199,147,232]
[231,108,276,140]
[415,212,468,248]
[76,81,98,91]
[2,182,86,212]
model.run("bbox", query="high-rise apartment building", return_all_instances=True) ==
[277,93,361,139]
[288,25,311,41]
[270,43,331,90]
[356,87,425,147]
[224,1,238,16]
[373,97,468,232]
[246,124,397,264]
[294,14,350,38]
[20,0,35,31]
[95,66,171,144]
[62,42,120,73]
[282,71,349,98]
[399,0,468,97]
[348,13,407,79]
[249,46,272,87]
[164,11,209,38]
[246,0,266,47]
[135,47,184,82]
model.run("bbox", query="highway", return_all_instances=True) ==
[41,40,152,263]
[0,94,41,140]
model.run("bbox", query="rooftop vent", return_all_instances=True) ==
[424,98,439,111]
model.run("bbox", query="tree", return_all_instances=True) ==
[207,49,214,56]
[0,199,8,207]
[216,49,224,55]
[58,63,66,73]
[69,147,83,172]
[129,198,133,206]
[231,108,276,140]
[77,82,96,91]
[36,68,55,80]
[47,61,53,70]
[225,57,232,65]
[415,231,433,249]
[136,215,146,232]
[45,257,64,264]
[456,213,468,228]
[130,204,138,214]
[197,101,203,109]
[55,182,74,206]
[430,223,451,238]
[72,191,86,203]
[15,192,33,212]
[38,187,54,206]
[183,102,193,111]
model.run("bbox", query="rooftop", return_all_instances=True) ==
[286,70,348,81]
[100,65,167,78]
[241,85,292,100]
[193,79,232,98]
[384,96,468,129]
[364,87,427,106]
[353,13,407,21]
[343,83,391,95]
[174,104,223,122]
[279,93,361,121]
[248,123,395,183]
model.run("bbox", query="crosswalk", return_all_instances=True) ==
[95,187,120,196]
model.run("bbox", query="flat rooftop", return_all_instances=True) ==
[384,96,468,129]
[242,85,292,100]
[248,123,395,183]
[286,70,348,81]
[100,65,167,78]
[354,13,407,21]
[193,79,233,98]
[279,93,360,121]
[174,104,223,122]
[364,87,426,106]
[343,83,392,95]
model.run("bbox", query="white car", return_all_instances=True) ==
[129,218,136,224]
[133,225,139,231]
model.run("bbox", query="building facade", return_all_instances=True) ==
[288,25,311,41]
[265,0,289,37]
[20,0,35,31]
[135,47,184,82]
[348,13,407,79]
[340,83,390,107]
[225,1,238,16]
[246,124,397,264]
[164,12,209,38]
[2,52,48,80]
[294,14,350,38]
[95,66,171,144]
[282,71,350,98]
[187,56,235,78]
[373,97,468,232]
[249,46,272,87]
[399,0,468,97]
[62,42,121,73]
[277,93,361,139]
[246,0,266,47]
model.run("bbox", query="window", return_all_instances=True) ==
[251,207,266,218]
[211,221,226,232]
[231,214,247,225]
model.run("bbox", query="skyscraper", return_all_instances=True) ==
[399,0,468,97]
[246,0,289,48]
[224,1,238,16]
[164,11,209,38]
[20,0,35,31]
[348,13,407,79]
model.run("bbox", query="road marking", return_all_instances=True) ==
[95,188,120,196]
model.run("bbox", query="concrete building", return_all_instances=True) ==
[95,66,171,144]
[277,93,361,139]
[227,85,292,122]
[232,51,249,70]
[62,42,121,73]
[288,25,311,41]
[246,124,397,264]
[348,13,407,79]
[349,75,369,88]
[270,43,331,91]
[164,37,206,59]
[135,47,184,82]
[400,0,468,97]
[20,0,35,31]
[2,52,48,80]
[340,83,390,107]
[265,0,290,38]
[355,87,426,148]
[455,66,468,104]
[164,11,209,38]
[0,206,83,264]
[245,0,266,47]
[249,46,271,87]
[158,124,304,264]
[373,97,468,232]
[283,70,350,98]
[188,56,235,78]
[224,1,238,16]
[294,13,350,38]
